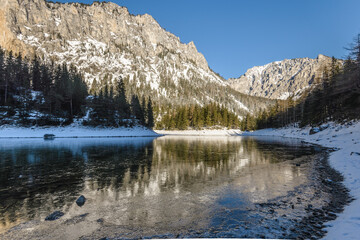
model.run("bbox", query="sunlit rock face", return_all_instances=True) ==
[228,55,341,100]
[0,0,209,73]
[0,0,274,116]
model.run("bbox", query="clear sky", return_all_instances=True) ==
[57,0,360,79]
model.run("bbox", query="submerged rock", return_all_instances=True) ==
[45,211,64,221]
[43,134,55,140]
[76,195,86,207]
[350,152,360,156]
[64,213,89,225]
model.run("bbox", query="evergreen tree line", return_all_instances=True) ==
[0,49,88,125]
[86,77,154,128]
[156,103,240,130]
[241,34,360,131]
[0,47,154,128]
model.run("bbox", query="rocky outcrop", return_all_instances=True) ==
[0,0,209,77]
[0,0,274,116]
[228,55,341,100]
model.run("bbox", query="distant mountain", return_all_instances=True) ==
[228,55,341,100]
[0,0,274,117]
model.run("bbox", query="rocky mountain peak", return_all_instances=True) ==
[0,0,209,71]
[317,54,328,61]
[0,0,274,117]
[228,55,340,100]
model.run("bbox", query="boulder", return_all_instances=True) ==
[45,211,64,221]
[76,195,86,207]
[309,127,320,135]
[44,134,55,140]
[309,124,329,135]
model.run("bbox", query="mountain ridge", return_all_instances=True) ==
[0,0,275,117]
[228,54,342,100]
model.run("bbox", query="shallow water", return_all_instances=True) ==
[0,136,334,239]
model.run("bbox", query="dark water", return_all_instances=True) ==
[0,136,334,239]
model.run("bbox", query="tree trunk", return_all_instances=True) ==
[70,98,73,118]
[4,79,8,104]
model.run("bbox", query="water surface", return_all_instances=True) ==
[0,136,332,239]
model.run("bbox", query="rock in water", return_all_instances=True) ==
[76,195,86,207]
[45,211,64,221]
[43,134,55,140]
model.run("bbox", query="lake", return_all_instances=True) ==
[0,136,348,239]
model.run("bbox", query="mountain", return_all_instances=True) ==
[0,0,274,117]
[228,54,341,100]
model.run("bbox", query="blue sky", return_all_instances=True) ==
[57,0,360,79]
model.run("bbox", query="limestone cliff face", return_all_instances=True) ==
[228,55,340,100]
[0,0,209,78]
[0,0,274,115]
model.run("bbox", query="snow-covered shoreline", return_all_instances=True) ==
[0,126,243,138]
[0,125,160,138]
[241,121,360,240]
[155,129,242,136]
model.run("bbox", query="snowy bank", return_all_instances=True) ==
[0,124,159,138]
[242,121,360,240]
[155,129,242,136]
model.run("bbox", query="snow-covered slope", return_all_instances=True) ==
[0,0,273,116]
[228,55,341,100]
[242,121,360,239]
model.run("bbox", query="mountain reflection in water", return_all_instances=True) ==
[0,136,323,238]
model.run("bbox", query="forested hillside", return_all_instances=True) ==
[0,47,247,130]
[241,35,360,130]
[156,103,240,130]
[0,47,154,127]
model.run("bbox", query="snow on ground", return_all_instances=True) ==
[155,129,242,136]
[0,124,159,138]
[242,121,360,240]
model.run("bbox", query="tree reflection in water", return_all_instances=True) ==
[0,136,325,239]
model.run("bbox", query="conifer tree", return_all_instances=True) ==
[205,109,212,127]
[222,108,228,127]
[15,54,31,119]
[31,55,41,91]
[40,63,52,95]
[4,51,15,104]
[115,77,130,119]
[147,96,154,128]
[72,72,88,115]
[131,94,144,124]
[346,33,360,88]
[197,107,204,128]
[141,96,147,125]
[0,48,4,89]
[89,78,98,95]
[0,49,5,105]
[14,53,23,87]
